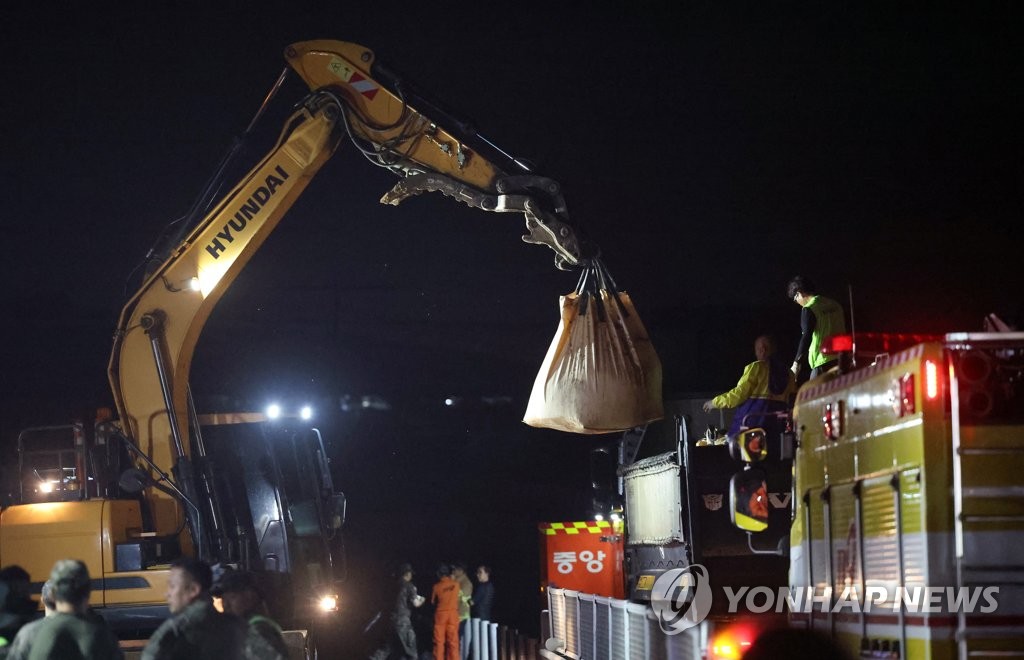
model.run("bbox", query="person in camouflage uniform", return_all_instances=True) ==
[369,562,425,660]
[214,570,289,660]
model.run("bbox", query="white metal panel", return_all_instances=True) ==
[623,452,683,544]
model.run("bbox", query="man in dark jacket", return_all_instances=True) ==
[142,558,246,660]
[471,566,494,622]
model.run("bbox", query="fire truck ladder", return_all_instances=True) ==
[948,333,1024,659]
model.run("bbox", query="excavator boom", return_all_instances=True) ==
[1,39,591,642]
[285,40,582,267]
[106,40,584,540]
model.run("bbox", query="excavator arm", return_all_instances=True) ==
[284,40,582,267]
[107,40,586,541]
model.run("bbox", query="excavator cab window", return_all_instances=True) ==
[17,425,86,503]
[270,427,333,538]
[257,424,344,599]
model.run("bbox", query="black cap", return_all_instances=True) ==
[398,563,413,576]
[212,570,261,597]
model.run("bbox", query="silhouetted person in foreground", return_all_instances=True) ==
[21,560,121,660]
[5,579,56,660]
[0,565,37,648]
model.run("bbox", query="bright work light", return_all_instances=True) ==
[318,594,339,612]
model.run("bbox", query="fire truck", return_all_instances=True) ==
[780,329,1024,658]
[543,327,1024,659]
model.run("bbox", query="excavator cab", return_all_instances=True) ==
[195,415,346,625]
[4,412,345,639]
[16,423,133,504]
[17,426,86,503]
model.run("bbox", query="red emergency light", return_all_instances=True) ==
[924,359,939,400]
[820,334,854,355]
[822,401,844,440]
[822,332,944,358]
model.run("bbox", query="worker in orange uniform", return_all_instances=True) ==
[431,564,460,660]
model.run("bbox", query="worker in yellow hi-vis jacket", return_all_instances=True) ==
[703,335,794,440]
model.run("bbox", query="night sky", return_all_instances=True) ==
[3,1,1023,644]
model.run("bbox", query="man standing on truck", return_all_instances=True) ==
[787,275,847,379]
[703,335,794,439]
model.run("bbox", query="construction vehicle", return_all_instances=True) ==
[0,39,586,649]
[544,327,1024,659]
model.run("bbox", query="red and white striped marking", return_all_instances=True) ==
[347,72,379,100]
[327,57,380,100]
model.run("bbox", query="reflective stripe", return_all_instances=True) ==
[29,576,151,594]
[540,521,612,535]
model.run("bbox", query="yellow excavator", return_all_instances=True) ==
[0,39,585,646]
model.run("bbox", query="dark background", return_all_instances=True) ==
[3,1,1023,647]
